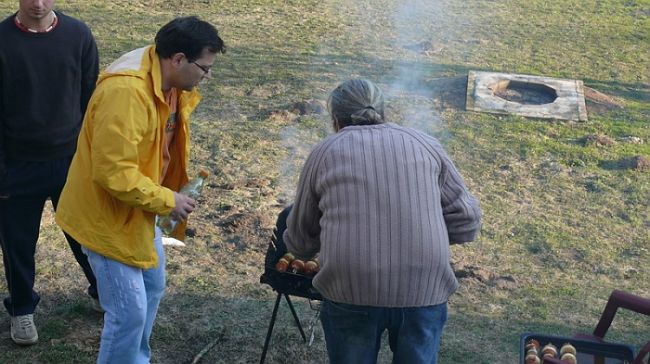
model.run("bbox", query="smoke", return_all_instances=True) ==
[387,0,452,135]
[277,117,331,204]
[279,0,467,198]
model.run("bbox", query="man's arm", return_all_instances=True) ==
[438,150,482,244]
[283,147,324,259]
[80,25,99,115]
[0,59,5,183]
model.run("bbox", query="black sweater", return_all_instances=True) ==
[0,11,98,162]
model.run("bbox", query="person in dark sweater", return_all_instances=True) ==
[0,0,100,346]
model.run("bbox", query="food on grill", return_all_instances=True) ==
[525,339,541,352]
[560,343,576,356]
[275,259,289,272]
[275,253,295,272]
[523,340,577,364]
[560,353,577,364]
[524,353,540,364]
[541,343,558,358]
[303,259,320,275]
[289,259,305,273]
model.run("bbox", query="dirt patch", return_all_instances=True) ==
[452,261,492,283]
[427,76,468,111]
[49,320,101,355]
[600,155,650,171]
[245,83,289,99]
[262,99,326,123]
[217,210,274,250]
[403,40,445,55]
[582,134,616,146]
[493,275,518,290]
[584,86,625,113]
[628,155,650,171]
[290,99,326,115]
[266,109,298,123]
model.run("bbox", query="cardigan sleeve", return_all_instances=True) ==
[437,147,482,244]
[283,144,325,260]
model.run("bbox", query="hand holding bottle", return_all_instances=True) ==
[157,169,209,235]
[170,192,196,222]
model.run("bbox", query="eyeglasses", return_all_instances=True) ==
[192,61,212,79]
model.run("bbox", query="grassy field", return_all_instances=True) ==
[0,0,648,363]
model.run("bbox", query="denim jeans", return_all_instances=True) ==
[320,300,448,364]
[83,227,165,364]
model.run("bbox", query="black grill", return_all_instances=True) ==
[259,206,322,364]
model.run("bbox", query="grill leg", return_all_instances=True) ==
[260,292,282,364]
[284,294,307,342]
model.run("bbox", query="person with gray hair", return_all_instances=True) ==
[284,78,481,364]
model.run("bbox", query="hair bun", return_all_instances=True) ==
[350,108,383,125]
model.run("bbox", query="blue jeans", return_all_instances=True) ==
[83,228,165,364]
[320,300,448,364]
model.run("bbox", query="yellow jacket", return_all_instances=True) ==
[56,46,201,268]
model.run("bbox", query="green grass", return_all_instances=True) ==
[0,0,648,363]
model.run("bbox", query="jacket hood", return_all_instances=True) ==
[99,46,169,105]
[102,46,150,80]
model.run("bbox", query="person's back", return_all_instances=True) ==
[284,78,481,364]
[306,122,476,307]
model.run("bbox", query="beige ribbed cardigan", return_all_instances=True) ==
[284,123,481,307]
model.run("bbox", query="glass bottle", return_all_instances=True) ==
[156,169,209,235]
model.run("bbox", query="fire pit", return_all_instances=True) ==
[466,71,588,121]
[259,207,322,364]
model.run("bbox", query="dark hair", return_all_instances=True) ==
[155,16,226,61]
[328,79,385,128]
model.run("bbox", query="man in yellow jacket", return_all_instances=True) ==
[56,16,225,363]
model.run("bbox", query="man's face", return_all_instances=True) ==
[175,49,217,91]
[18,0,55,20]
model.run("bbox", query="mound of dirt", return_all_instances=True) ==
[601,155,650,171]
[582,134,616,146]
[584,86,625,113]
[266,109,297,123]
[452,262,491,283]
[627,155,650,171]
[290,99,326,115]
[403,40,445,55]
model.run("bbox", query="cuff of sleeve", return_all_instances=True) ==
[159,187,176,215]
[449,229,479,244]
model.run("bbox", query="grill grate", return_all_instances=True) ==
[260,228,322,300]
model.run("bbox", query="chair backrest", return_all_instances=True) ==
[576,290,650,364]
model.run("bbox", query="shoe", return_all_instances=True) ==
[91,297,105,313]
[10,314,38,345]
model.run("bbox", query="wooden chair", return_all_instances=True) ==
[539,290,649,364]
